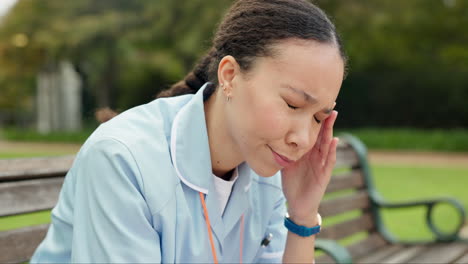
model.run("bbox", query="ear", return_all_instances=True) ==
[217,55,240,97]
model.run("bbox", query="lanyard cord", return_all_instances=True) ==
[199,192,218,264]
[199,192,244,264]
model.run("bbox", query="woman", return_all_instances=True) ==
[31,0,347,262]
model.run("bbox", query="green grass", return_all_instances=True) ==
[0,211,51,232]
[320,164,468,246]
[0,127,95,143]
[338,128,468,152]
[371,164,468,241]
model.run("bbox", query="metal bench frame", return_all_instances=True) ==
[315,134,468,264]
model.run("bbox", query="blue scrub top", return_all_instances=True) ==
[31,83,287,263]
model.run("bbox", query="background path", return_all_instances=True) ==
[369,150,468,168]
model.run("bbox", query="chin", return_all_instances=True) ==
[249,162,280,178]
[243,148,280,177]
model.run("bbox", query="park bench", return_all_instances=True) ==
[0,155,74,263]
[0,134,467,263]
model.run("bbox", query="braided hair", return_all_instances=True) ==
[157,0,347,98]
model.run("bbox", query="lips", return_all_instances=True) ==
[268,145,294,167]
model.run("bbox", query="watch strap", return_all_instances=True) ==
[284,213,321,237]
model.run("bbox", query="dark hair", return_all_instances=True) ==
[157,0,347,98]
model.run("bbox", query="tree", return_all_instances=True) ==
[0,0,231,119]
[1,0,467,128]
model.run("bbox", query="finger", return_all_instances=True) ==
[324,137,339,178]
[314,109,336,151]
[313,122,325,151]
[320,111,338,165]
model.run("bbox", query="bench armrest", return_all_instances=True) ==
[315,238,353,264]
[373,194,466,242]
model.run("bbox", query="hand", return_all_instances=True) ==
[281,110,339,226]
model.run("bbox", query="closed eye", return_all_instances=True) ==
[287,103,299,110]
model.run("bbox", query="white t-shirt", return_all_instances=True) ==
[212,167,239,215]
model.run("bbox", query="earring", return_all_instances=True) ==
[220,83,231,102]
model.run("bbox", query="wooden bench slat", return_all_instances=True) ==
[319,213,374,240]
[326,171,365,194]
[380,246,425,264]
[407,243,468,264]
[0,156,73,181]
[335,143,360,169]
[0,224,49,263]
[0,178,64,216]
[316,233,388,263]
[347,233,388,259]
[320,190,370,217]
[356,245,403,264]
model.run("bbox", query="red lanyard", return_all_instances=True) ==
[199,192,244,264]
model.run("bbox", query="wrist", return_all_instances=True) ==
[286,212,321,228]
[284,213,322,237]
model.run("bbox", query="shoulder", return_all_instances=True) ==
[75,94,194,214]
[88,94,192,144]
[81,94,192,165]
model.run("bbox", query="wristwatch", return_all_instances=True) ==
[284,213,322,237]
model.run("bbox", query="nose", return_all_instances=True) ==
[286,120,320,152]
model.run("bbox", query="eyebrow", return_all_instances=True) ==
[282,84,334,114]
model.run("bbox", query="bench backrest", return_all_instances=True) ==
[317,135,388,262]
[0,156,73,263]
[0,135,384,263]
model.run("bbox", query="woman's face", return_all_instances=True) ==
[225,39,344,177]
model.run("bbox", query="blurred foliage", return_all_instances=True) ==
[0,0,230,119]
[316,0,468,128]
[0,0,467,128]
[338,128,468,152]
